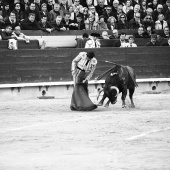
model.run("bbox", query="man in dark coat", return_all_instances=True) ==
[146,34,160,46]
[5,12,19,30]
[24,2,41,22]
[114,32,127,47]
[21,13,40,30]
[38,15,55,32]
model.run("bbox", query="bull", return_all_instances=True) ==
[96,62,138,108]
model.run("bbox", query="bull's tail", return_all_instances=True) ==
[126,66,138,87]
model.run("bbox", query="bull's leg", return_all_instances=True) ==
[97,93,107,106]
[104,100,110,108]
[121,87,127,108]
[129,88,135,108]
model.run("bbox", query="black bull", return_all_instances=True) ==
[96,64,138,108]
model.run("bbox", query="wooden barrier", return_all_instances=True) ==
[0,47,170,84]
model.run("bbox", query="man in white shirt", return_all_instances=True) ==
[122,35,137,47]
[85,32,101,48]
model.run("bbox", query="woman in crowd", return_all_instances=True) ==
[98,15,108,30]
[12,2,24,22]
[68,5,76,21]
[143,15,155,29]
[107,16,117,30]
[117,13,129,29]
[39,3,52,22]
[122,0,133,14]
[2,2,11,21]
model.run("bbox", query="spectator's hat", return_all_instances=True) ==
[91,32,100,37]
[151,34,157,39]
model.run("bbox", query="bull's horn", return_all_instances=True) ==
[110,86,119,96]
[110,72,117,76]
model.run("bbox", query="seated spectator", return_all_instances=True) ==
[50,3,64,22]
[129,12,143,29]
[121,35,137,47]
[109,29,119,39]
[68,5,76,21]
[140,0,148,19]
[145,8,153,18]
[134,26,147,38]
[95,0,106,16]
[24,2,41,22]
[155,14,168,30]
[34,0,41,11]
[47,0,54,12]
[145,25,155,38]
[52,15,66,31]
[38,15,55,32]
[74,13,85,30]
[0,25,17,50]
[103,6,115,23]
[122,0,133,14]
[146,34,160,46]
[101,31,110,39]
[85,32,101,48]
[143,15,155,30]
[88,6,99,23]
[21,13,40,30]
[114,32,127,47]
[2,2,11,22]
[12,2,24,22]
[148,0,158,11]
[0,15,5,29]
[156,32,166,45]
[162,26,170,37]
[107,16,117,30]
[115,4,125,21]
[12,25,46,49]
[5,12,19,30]
[162,36,170,46]
[39,3,52,22]
[12,25,30,42]
[117,14,129,29]
[152,4,164,22]
[72,0,83,12]
[126,4,140,22]
[60,0,69,14]
[61,12,74,30]
[112,0,119,13]
[85,14,99,30]
[81,7,89,23]
[98,15,108,30]
[163,0,170,13]
[126,35,137,47]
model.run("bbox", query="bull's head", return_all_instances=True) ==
[108,86,119,104]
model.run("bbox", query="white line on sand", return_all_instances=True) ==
[0,115,102,134]
[126,127,170,141]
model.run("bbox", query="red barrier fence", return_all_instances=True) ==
[0,47,170,84]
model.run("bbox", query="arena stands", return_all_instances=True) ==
[0,0,170,49]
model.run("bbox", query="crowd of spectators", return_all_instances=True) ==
[0,0,170,32]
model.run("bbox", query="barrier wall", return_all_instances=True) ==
[0,47,170,85]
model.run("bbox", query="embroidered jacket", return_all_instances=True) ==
[71,52,97,81]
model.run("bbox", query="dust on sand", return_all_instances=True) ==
[0,92,170,170]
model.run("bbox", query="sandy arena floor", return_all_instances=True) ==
[0,92,170,170]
